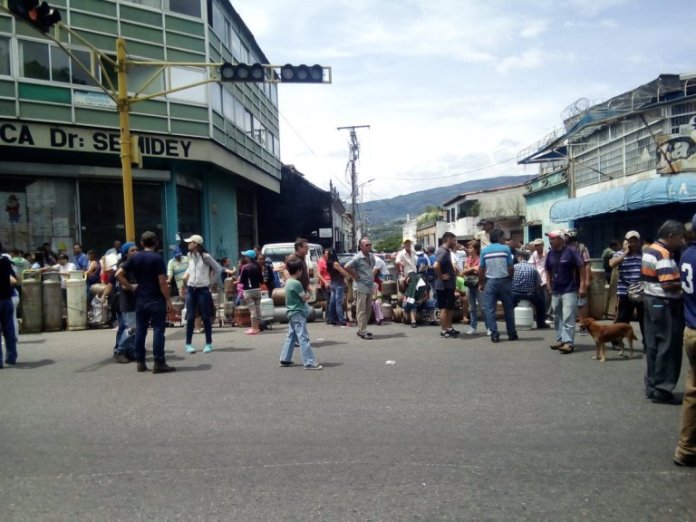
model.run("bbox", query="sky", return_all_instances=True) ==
[231,0,694,203]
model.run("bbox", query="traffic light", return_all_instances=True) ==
[280,64,324,83]
[219,63,266,83]
[8,0,61,33]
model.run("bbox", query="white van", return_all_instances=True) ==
[262,242,324,302]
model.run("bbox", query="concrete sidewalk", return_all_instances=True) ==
[0,320,694,521]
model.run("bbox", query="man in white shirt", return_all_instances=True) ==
[395,238,418,290]
[474,219,494,248]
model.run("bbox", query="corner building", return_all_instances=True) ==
[0,0,280,258]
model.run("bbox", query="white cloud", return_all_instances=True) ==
[521,20,548,38]
[495,48,548,74]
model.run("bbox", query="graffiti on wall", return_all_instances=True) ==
[656,117,696,174]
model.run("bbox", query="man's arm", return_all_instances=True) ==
[115,267,136,293]
[158,274,171,307]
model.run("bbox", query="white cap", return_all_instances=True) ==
[184,234,204,245]
[625,230,641,240]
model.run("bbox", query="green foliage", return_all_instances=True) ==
[374,235,403,252]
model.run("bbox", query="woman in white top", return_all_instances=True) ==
[182,235,222,354]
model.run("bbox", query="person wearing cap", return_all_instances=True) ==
[395,238,418,291]
[113,242,138,364]
[116,231,175,374]
[675,216,696,465]
[529,238,552,323]
[545,229,586,354]
[182,234,222,354]
[479,229,518,343]
[475,219,494,248]
[167,247,188,297]
[609,231,645,345]
[642,220,685,404]
[239,249,263,335]
[565,229,591,336]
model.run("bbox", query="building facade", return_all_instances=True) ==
[519,73,696,255]
[0,0,280,260]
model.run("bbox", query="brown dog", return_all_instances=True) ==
[580,317,637,362]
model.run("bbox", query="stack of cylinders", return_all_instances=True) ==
[66,270,87,331]
[42,272,63,332]
[20,270,42,333]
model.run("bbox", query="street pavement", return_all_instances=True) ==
[0,317,694,521]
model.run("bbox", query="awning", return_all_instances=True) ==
[549,173,696,222]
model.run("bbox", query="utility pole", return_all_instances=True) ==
[337,125,370,251]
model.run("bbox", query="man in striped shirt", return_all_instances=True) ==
[479,229,517,343]
[609,230,645,344]
[642,220,685,404]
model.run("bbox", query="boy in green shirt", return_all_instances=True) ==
[279,258,322,370]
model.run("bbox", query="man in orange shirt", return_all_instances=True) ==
[642,220,685,404]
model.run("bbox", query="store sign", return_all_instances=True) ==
[73,90,117,109]
[0,120,196,160]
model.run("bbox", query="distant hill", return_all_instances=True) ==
[360,175,535,225]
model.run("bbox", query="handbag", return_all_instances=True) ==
[627,281,644,303]
[464,275,479,288]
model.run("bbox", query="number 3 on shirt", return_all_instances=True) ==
[682,263,694,294]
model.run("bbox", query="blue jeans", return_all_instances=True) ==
[134,298,167,363]
[466,285,489,330]
[280,313,317,367]
[116,310,136,357]
[0,297,17,365]
[185,286,213,344]
[483,278,516,337]
[328,281,345,324]
[552,292,578,345]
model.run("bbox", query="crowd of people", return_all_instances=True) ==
[0,215,695,467]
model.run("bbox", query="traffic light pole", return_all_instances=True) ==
[116,38,137,242]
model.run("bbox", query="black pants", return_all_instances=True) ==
[615,294,645,343]
[643,295,683,397]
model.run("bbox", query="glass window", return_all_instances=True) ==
[168,0,200,18]
[129,65,165,96]
[241,44,249,63]
[0,37,10,75]
[211,3,226,41]
[244,109,253,135]
[168,67,206,104]
[230,31,242,60]
[71,49,99,86]
[123,0,161,8]
[51,46,70,83]
[233,95,245,128]
[20,40,50,80]
[209,83,222,114]
[222,88,235,121]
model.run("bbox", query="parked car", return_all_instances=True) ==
[262,242,324,302]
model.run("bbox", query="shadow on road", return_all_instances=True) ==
[18,339,47,344]
[210,347,254,353]
[370,332,406,340]
[317,361,343,368]
[313,340,347,348]
[11,359,55,369]
[173,364,212,372]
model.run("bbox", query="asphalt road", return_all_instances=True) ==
[1,318,694,521]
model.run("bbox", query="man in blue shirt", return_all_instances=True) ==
[544,230,585,354]
[116,231,175,374]
[512,250,548,330]
[675,216,696,466]
[479,229,517,343]
[72,243,89,271]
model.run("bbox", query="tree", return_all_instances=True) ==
[374,235,403,253]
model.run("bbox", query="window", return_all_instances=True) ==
[211,2,227,43]
[0,37,10,76]
[20,40,50,80]
[209,83,222,114]
[233,95,245,128]
[222,88,235,121]
[71,49,100,86]
[168,67,206,104]
[51,46,70,83]
[230,31,242,60]
[129,65,165,96]
[168,0,200,18]
[123,0,161,8]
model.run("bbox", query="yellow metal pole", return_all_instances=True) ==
[116,37,136,242]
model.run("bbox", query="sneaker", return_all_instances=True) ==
[185,344,196,354]
[450,328,460,336]
[486,329,492,336]
[304,364,323,370]
[152,360,176,374]
[411,322,417,328]
[549,341,564,350]
[279,360,296,367]
[545,318,553,324]
[440,330,457,338]
[203,344,213,353]
[466,327,477,335]
[491,334,500,343]
[509,333,519,341]
[114,353,131,364]
[558,343,575,354]
[357,331,373,340]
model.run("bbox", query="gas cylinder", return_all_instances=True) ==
[42,272,63,332]
[66,270,87,331]
[381,280,397,299]
[260,296,274,322]
[514,299,534,331]
[20,270,42,333]
[381,302,393,322]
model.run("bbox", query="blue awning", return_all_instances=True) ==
[549,173,696,222]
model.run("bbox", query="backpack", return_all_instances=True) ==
[416,252,429,273]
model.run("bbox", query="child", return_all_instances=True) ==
[278,258,323,370]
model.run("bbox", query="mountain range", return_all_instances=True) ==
[359,174,535,225]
